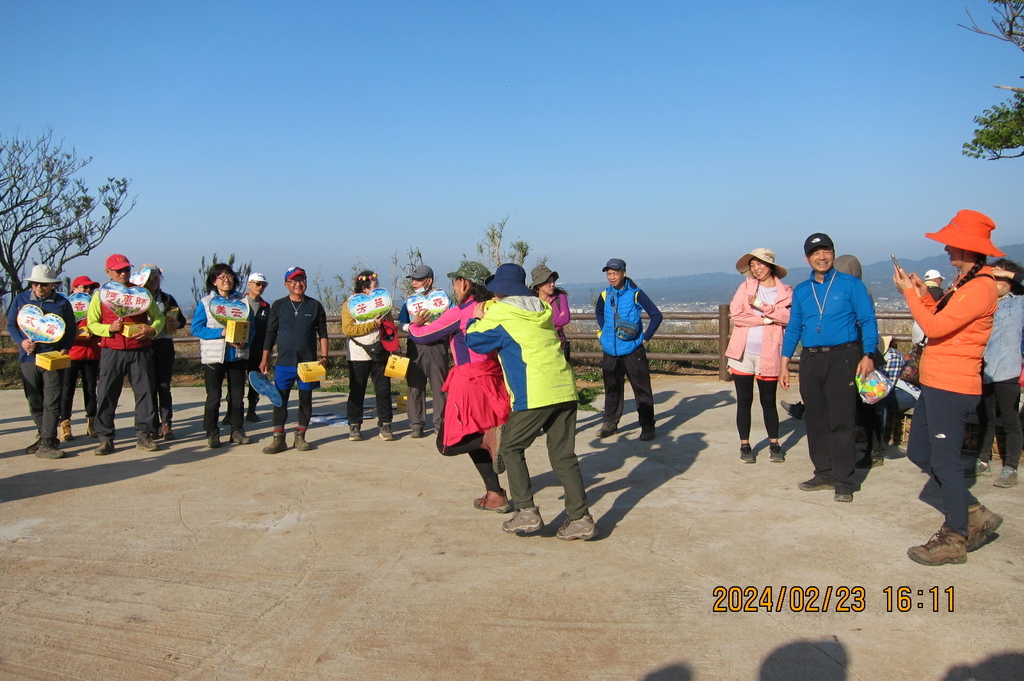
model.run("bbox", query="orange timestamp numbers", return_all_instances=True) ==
[712,586,954,612]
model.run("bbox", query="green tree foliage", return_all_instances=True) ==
[0,129,134,305]
[962,1,1024,159]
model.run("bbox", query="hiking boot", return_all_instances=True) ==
[86,417,97,437]
[769,442,785,463]
[136,436,159,452]
[739,444,755,464]
[798,476,834,491]
[410,425,425,439]
[556,513,597,541]
[834,485,854,503]
[262,433,288,455]
[207,432,221,449]
[502,506,544,535]
[973,460,991,477]
[856,451,885,468]
[293,431,312,451]
[349,425,363,442]
[35,439,64,459]
[25,438,41,455]
[781,400,804,419]
[966,503,1003,551]
[378,423,395,441]
[907,524,967,566]
[246,408,260,423]
[994,467,1018,488]
[60,419,74,442]
[639,424,655,441]
[160,423,175,441]
[93,440,115,456]
[597,422,617,438]
[230,429,252,445]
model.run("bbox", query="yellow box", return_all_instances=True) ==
[36,351,71,371]
[225,320,250,344]
[384,354,409,379]
[76,327,91,339]
[122,323,145,338]
[297,361,326,382]
[397,395,407,410]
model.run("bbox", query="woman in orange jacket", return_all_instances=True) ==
[893,209,1004,566]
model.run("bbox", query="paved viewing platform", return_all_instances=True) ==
[1,377,1021,680]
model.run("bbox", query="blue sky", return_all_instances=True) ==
[3,1,1022,302]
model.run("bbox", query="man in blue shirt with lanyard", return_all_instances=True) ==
[780,234,878,503]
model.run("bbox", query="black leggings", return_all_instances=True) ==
[733,374,779,441]
[273,388,313,431]
[436,425,503,494]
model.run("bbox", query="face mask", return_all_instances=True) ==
[414,286,428,295]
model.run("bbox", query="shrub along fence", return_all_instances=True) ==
[1,306,915,382]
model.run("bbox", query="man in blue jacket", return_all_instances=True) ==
[780,234,877,503]
[7,264,77,459]
[595,258,663,441]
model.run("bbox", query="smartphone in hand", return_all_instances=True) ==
[890,254,902,271]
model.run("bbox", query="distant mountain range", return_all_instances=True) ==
[560,243,1024,310]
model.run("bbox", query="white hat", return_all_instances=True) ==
[248,272,268,284]
[923,269,943,281]
[25,264,61,284]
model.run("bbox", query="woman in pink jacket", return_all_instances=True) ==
[726,248,792,463]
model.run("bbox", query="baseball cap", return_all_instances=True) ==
[105,254,132,270]
[447,261,491,286]
[923,269,943,281]
[602,258,627,272]
[803,233,835,256]
[248,272,268,284]
[407,265,434,280]
[284,266,307,281]
[72,275,100,289]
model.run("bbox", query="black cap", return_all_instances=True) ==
[803,233,834,256]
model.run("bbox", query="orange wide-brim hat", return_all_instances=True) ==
[926,210,1005,257]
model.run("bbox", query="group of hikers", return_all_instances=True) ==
[6,209,1021,559]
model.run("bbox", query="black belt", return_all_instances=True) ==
[802,341,859,355]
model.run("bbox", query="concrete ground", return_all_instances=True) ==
[0,377,1021,681]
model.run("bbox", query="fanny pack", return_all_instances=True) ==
[611,293,641,342]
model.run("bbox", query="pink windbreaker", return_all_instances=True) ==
[725,277,792,378]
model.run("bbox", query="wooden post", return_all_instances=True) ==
[718,303,730,382]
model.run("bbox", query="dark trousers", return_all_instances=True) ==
[151,338,176,429]
[346,360,393,425]
[602,344,655,427]
[60,358,98,421]
[733,374,779,441]
[95,346,157,441]
[406,342,450,429]
[273,389,313,431]
[203,360,247,434]
[500,401,588,520]
[21,362,64,443]
[977,379,1022,469]
[798,344,859,490]
[907,385,980,536]
[436,423,503,494]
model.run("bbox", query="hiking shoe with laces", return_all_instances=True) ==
[502,506,543,535]
[93,440,115,456]
[597,422,617,438]
[379,423,395,441]
[60,419,74,442]
[769,442,785,463]
[994,467,1018,488]
[907,524,967,566]
[136,436,159,452]
[25,438,41,455]
[349,425,362,442]
[556,513,597,541]
[973,460,991,476]
[410,426,425,438]
[35,440,64,459]
[834,485,854,503]
[207,432,221,449]
[798,476,834,491]
[739,444,755,464]
[230,429,251,445]
[966,503,1003,551]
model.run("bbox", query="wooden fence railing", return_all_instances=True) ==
[0,306,915,381]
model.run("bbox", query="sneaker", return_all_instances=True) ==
[556,513,597,541]
[974,460,991,477]
[768,442,785,463]
[739,444,755,464]
[597,422,617,438]
[798,476,834,491]
[994,467,1018,488]
[136,436,159,452]
[35,440,64,459]
[60,419,74,442]
[349,425,363,442]
[966,503,1003,551]
[639,425,655,441]
[781,401,804,420]
[502,506,544,535]
[379,423,395,441]
[230,429,252,445]
[907,524,967,566]
[93,440,115,456]
[834,486,854,503]
[410,425,425,439]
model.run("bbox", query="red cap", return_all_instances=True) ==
[285,266,307,281]
[72,275,100,289]
[105,254,132,270]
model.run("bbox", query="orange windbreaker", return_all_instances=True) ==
[905,267,997,395]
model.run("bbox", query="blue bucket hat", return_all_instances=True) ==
[485,263,533,297]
